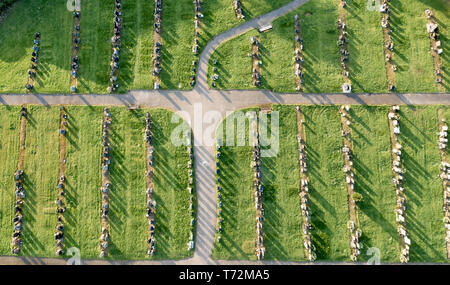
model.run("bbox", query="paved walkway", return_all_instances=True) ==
[1,0,450,265]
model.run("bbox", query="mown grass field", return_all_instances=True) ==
[0,0,72,93]
[0,0,292,93]
[262,106,305,261]
[212,108,257,260]
[160,0,292,89]
[213,106,307,261]
[350,106,399,262]
[390,0,447,93]
[346,0,387,93]
[0,106,194,260]
[301,105,350,260]
[212,105,450,262]
[400,106,447,262]
[208,0,449,93]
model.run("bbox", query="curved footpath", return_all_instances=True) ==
[1,0,450,265]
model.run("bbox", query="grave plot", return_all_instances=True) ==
[0,106,21,255]
[108,1,123,93]
[186,131,196,252]
[293,15,305,91]
[399,106,447,262]
[379,0,397,91]
[70,7,81,93]
[98,108,112,258]
[250,110,265,259]
[153,0,163,90]
[296,106,315,261]
[339,105,362,261]
[425,9,445,91]
[145,113,156,256]
[388,105,411,263]
[10,107,28,255]
[350,106,399,263]
[337,0,351,93]
[20,106,60,257]
[251,37,262,88]
[437,108,450,259]
[25,33,41,93]
[233,0,244,20]
[54,107,69,256]
[346,0,388,93]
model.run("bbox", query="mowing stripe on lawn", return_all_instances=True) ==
[0,106,21,255]
[350,106,399,262]
[302,106,350,261]
[64,106,103,259]
[262,105,305,261]
[347,0,388,93]
[400,106,447,262]
[21,106,60,257]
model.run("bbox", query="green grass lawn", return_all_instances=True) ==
[0,106,21,255]
[350,106,399,262]
[76,0,113,94]
[208,0,343,92]
[152,109,194,259]
[390,0,442,93]
[261,105,305,261]
[161,0,292,90]
[301,106,351,260]
[212,108,257,260]
[0,0,72,93]
[107,108,148,259]
[64,106,103,259]
[400,106,447,262]
[346,0,388,93]
[20,106,60,257]
[116,0,154,93]
[208,0,449,93]
[212,105,450,262]
[0,106,193,260]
